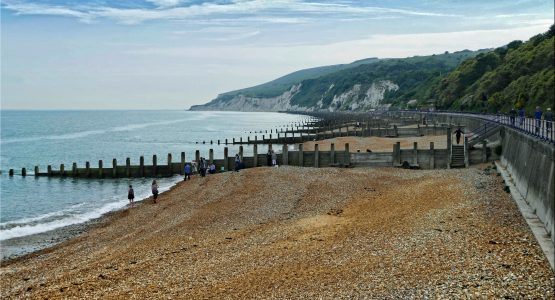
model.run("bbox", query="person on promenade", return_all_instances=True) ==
[271,149,277,167]
[509,107,516,126]
[266,149,272,166]
[234,153,241,172]
[518,107,525,127]
[454,127,464,144]
[128,185,135,206]
[545,108,553,135]
[534,106,543,136]
[184,163,191,181]
[151,180,159,203]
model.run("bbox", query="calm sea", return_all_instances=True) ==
[0,110,303,245]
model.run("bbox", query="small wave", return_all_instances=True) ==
[1,119,191,144]
[0,176,180,241]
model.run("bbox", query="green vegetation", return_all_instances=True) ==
[428,24,554,113]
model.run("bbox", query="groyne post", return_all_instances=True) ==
[86,161,91,177]
[34,166,39,177]
[209,149,214,165]
[482,140,487,163]
[98,160,103,178]
[9,169,13,176]
[239,146,244,162]
[48,165,52,176]
[430,142,435,169]
[344,143,350,166]
[282,144,288,165]
[195,150,200,166]
[315,144,319,168]
[224,147,229,171]
[253,144,258,167]
[72,162,77,177]
[60,164,65,176]
[413,142,418,167]
[330,143,335,165]
[112,159,117,178]
[298,144,304,166]
[152,155,157,177]
[167,153,172,176]
[139,156,145,177]
[181,152,185,175]
[126,158,131,177]
[22,168,26,177]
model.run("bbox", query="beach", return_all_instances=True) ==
[1,165,553,298]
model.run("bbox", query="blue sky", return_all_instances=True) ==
[1,0,553,109]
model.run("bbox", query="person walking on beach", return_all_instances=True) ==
[151,180,159,203]
[271,149,277,167]
[266,149,272,166]
[184,163,191,181]
[199,157,207,177]
[128,185,135,206]
[454,127,464,144]
[534,106,543,136]
[234,153,241,172]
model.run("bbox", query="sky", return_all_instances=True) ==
[1,0,553,109]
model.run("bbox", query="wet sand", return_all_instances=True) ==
[1,165,553,298]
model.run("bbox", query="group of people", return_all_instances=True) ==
[266,149,278,167]
[508,106,553,136]
[127,180,160,205]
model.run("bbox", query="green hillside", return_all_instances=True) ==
[428,24,554,113]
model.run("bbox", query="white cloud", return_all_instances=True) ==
[146,0,183,8]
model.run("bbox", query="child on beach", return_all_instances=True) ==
[128,185,135,206]
[151,180,159,203]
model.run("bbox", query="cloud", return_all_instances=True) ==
[1,0,456,24]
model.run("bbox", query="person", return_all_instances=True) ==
[199,157,207,177]
[518,107,525,127]
[454,127,464,144]
[545,108,553,134]
[266,149,272,166]
[509,107,516,126]
[184,163,191,181]
[128,185,135,206]
[208,163,216,174]
[234,153,241,172]
[534,106,542,135]
[191,160,198,174]
[151,180,159,203]
[271,149,277,167]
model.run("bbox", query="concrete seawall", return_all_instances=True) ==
[500,127,555,243]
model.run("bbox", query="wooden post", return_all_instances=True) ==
[412,142,418,167]
[224,147,229,171]
[298,144,304,166]
[240,137,243,143]
[139,156,145,177]
[253,144,258,167]
[225,138,228,145]
[195,150,200,166]
[314,144,319,168]
[86,162,90,177]
[330,143,335,165]
[167,153,172,176]
[152,155,157,177]
[125,158,131,177]
[60,164,65,176]
[48,165,52,177]
[247,136,250,144]
[239,146,244,162]
[394,125,398,137]
[34,166,39,176]
[9,169,14,176]
[72,162,78,177]
[430,142,435,169]
[218,140,220,145]
[344,143,350,166]
[478,139,486,164]
[112,159,117,178]
[394,142,401,166]
[233,138,235,144]
[209,149,214,165]
[181,152,185,175]
[447,127,452,169]
[282,144,288,165]
[98,160,103,178]
[21,168,26,177]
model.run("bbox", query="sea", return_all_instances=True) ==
[0,110,305,258]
